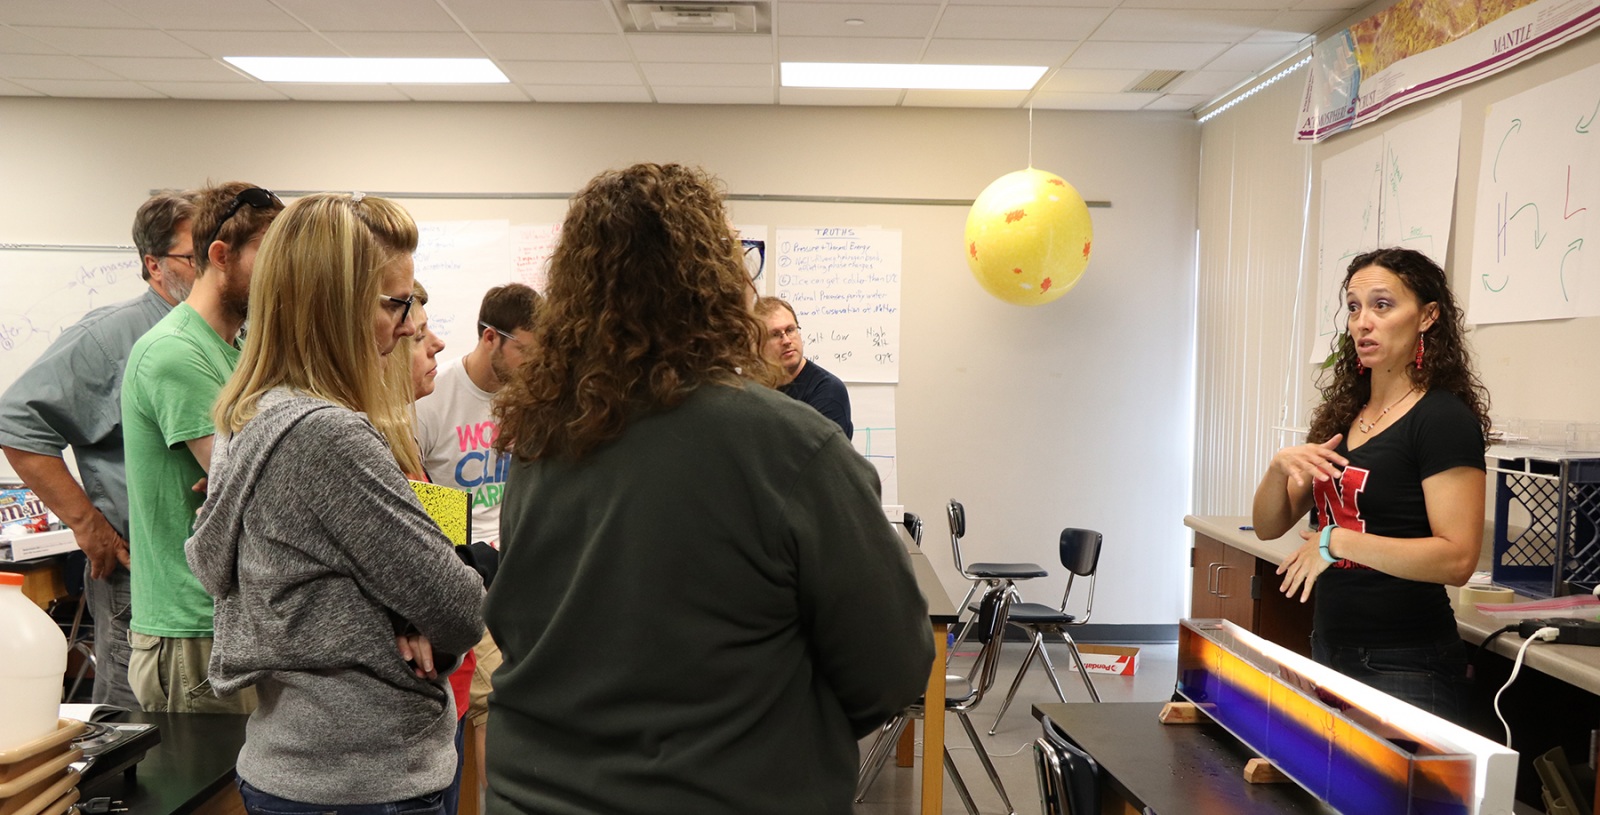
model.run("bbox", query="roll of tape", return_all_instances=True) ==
[1460,585,1515,607]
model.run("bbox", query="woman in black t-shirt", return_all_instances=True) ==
[1251,247,1491,721]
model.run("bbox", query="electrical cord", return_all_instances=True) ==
[1494,626,1558,749]
[1467,624,1519,680]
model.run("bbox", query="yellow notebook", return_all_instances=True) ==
[409,480,470,547]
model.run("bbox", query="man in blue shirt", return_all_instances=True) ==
[755,297,853,440]
[0,192,197,708]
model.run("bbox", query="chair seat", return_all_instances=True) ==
[965,562,1048,579]
[1008,602,1076,625]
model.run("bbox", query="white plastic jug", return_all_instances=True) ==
[0,571,67,752]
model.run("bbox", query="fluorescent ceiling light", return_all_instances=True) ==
[225,57,509,84]
[781,62,1046,91]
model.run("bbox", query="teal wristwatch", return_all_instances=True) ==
[1319,525,1337,563]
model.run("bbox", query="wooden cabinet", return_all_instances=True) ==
[1190,532,1313,656]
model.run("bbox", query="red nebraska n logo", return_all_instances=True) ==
[1313,466,1369,533]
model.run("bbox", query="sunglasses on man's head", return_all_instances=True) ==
[203,187,282,254]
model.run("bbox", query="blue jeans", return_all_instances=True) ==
[1312,635,1470,724]
[84,562,138,709]
[238,780,446,815]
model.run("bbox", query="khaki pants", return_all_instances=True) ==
[128,632,257,714]
[467,631,501,727]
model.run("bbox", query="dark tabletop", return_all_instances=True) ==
[905,544,958,625]
[1032,702,1334,815]
[82,713,247,815]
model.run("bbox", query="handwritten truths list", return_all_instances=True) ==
[774,227,902,383]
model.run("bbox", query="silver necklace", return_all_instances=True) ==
[1357,388,1415,434]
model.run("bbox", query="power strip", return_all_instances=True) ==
[1517,618,1600,646]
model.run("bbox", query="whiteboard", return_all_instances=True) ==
[773,227,902,383]
[412,220,513,359]
[0,247,149,480]
[1468,61,1600,325]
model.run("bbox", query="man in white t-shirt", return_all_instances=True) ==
[415,282,541,547]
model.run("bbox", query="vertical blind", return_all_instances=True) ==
[1193,63,1318,516]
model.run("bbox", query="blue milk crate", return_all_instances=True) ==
[1490,449,1600,599]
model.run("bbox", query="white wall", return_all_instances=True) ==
[0,99,1199,627]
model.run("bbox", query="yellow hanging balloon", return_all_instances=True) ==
[964,168,1093,306]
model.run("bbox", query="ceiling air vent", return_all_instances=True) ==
[1127,69,1185,93]
[626,4,761,33]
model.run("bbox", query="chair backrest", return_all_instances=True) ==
[903,512,923,547]
[1056,528,1103,619]
[1033,715,1100,815]
[969,583,1014,701]
[946,500,966,573]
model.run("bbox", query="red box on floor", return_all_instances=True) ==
[1067,644,1140,676]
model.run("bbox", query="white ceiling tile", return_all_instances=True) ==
[395,83,531,102]
[626,33,774,63]
[320,32,486,58]
[641,62,771,87]
[7,78,164,97]
[442,0,618,34]
[776,36,925,62]
[1165,69,1251,96]
[0,0,147,28]
[139,80,289,99]
[778,4,939,38]
[652,86,772,104]
[14,27,206,58]
[106,0,305,31]
[1093,8,1278,42]
[84,56,241,81]
[477,33,631,61]
[1141,93,1210,110]
[934,5,1107,41]
[1040,68,1144,93]
[523,84,652,103]
[0,53,121,80]
[920,37,1074,65]
[499,60,641,85]
[270,0,460,32]
[1252,10,1345,41]
[166,30,343,58]
[1291,0,1362,10]
[1203,40,1301,71]
[0,27,60,55]
[1028,90,1152,110]
[0,77,46,95]
[777,86,904,106]
[1122,0,1293,8]
[272,83,413,101]
[901,88,1026,107]
[1065,41,1228,70]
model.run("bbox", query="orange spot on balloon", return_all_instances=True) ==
[1005,209,1026,223]
[1041,277,1053,292]
[1082,240,1092,259]
[1012,267,1022,274]
[969,241,977,259]
[1047,178,1066,186]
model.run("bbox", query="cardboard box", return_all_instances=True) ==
[1067,644,1140,676]
[0,528,78,562]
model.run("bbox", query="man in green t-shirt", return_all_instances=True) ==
[121,181,283,713]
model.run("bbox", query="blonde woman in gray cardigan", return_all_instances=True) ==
[187,193,484,815]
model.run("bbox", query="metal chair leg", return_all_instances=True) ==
[1059,632,1102,703]
[987,634,1043,735]
[853,715,909,802]
[957,711,1015,814]
[1034,637,1072,704]
[942,749,983,815]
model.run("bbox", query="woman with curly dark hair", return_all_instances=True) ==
[483,163,933,815]
[1252,247,1490,721]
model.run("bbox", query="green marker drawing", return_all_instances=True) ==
[1579,98,1599,133]
[1493,119,1521,181]
[1482,274,1508,293]
[1561,238,1584,301]
[1508,202,1546,248]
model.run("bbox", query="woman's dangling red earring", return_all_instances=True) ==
[1415,334,1425,369]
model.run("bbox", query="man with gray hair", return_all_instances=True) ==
[0,191,197,708]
